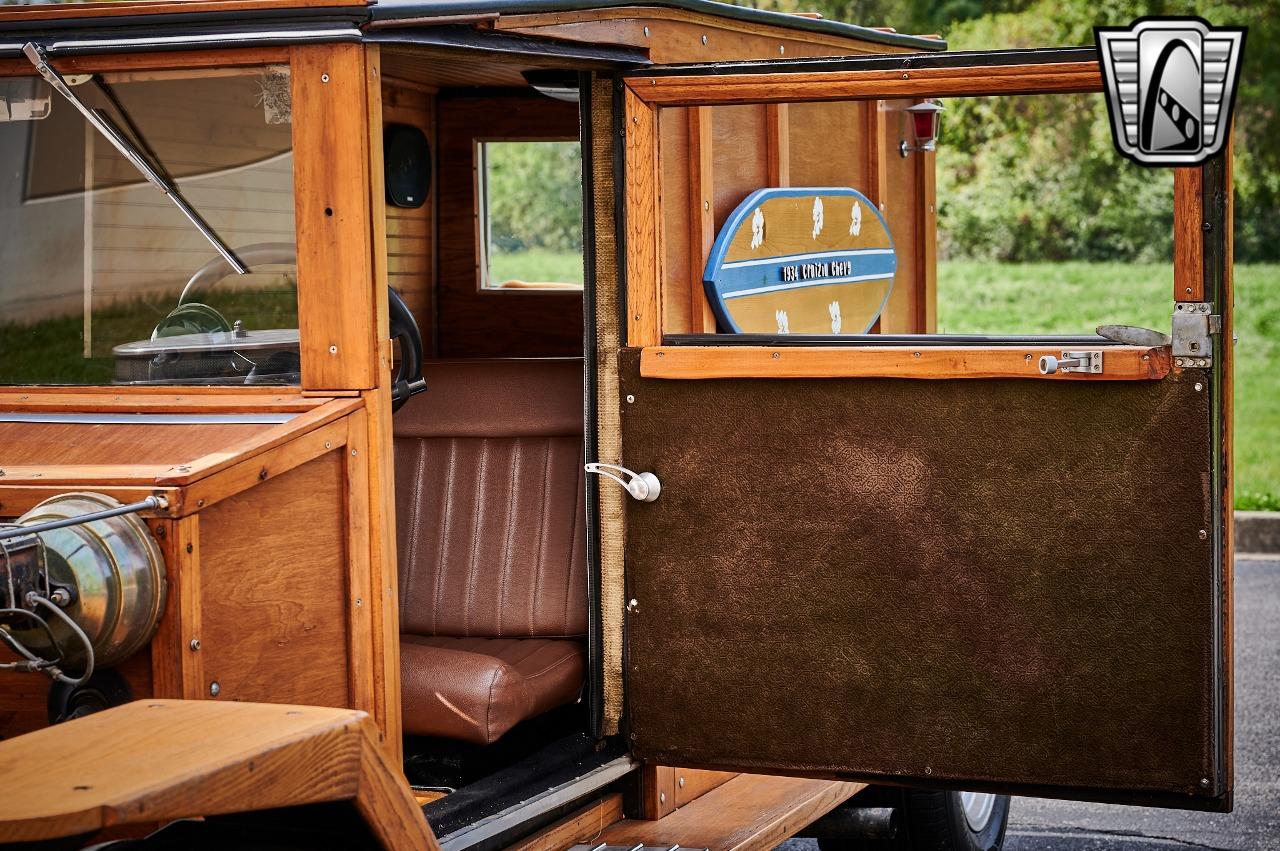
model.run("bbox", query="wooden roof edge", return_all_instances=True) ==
[0,0,946,52]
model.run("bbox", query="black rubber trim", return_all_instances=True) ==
[0,20,361,57]
[0,5,365,34]
[663,332,1125,347]
[625,45,1098,78]
[1202,150,1231,802]
[366,24,650,67]
[579,70,606,742]
[368,0,946,51]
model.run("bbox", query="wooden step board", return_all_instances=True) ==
[0,699,438,851]
[598,775,865,851]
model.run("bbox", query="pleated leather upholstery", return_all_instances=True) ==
[395,434,587,638]
[394,360,588,743]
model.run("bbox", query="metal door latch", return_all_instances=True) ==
[585,462,661,502]
[1172,302,1220,367]
[1038,351,1103,375]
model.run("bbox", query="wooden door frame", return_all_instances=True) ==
[611,47,1234,798]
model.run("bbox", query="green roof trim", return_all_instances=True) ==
[368,0,947,51]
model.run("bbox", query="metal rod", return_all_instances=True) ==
[0,496,166,541]
[21,42,247,274]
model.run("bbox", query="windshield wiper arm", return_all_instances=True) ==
[23,42,247,274]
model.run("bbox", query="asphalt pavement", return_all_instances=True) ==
[782,557,1280,851]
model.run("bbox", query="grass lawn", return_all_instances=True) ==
[938,261,1280,510]
[488,247,584,287]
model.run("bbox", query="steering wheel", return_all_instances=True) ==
[155,242,427,409]
[387,287,425,412]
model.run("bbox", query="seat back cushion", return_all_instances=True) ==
[394,359,586,639]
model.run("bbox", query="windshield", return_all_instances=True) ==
[0,66,298,386]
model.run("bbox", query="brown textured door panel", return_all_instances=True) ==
[618,348,1229,810]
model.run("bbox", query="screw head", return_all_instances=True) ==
[701,34,708,44]
[678,776,686,788]
[772,352,780,359]
[321,73,330,83]
[210,681,221,697]
[190,638,201,651]
[355,598,363,607]
[659,792,666,804]
[329,345,338,355]
[626,394,636,403]
[1199,529,1209,540]
[1195,382,1204,392]
[1200,777,1212,788]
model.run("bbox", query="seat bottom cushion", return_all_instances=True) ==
[400,636,585,745]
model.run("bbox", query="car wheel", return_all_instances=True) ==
[815,788,1009,851]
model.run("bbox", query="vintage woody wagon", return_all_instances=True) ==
[0,1,1235,850]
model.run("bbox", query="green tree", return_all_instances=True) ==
[484,141,583,254]
[735,0,1279,261]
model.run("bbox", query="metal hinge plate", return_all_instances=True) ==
[1172,302,1221,366]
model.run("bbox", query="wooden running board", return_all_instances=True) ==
[0,699,438,850]
[597,774,865,851]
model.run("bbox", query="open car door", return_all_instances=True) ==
[610,49,1233,811]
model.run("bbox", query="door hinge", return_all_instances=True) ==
[1172,302,1221,367]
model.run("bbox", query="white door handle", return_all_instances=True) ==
[584,462,661,502]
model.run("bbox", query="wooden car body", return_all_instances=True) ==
[0,1,1234,848]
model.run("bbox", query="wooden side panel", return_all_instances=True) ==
[197,451,350,707]
[435,93,582,358]
[660,106,693,336]
[382,83,437,348]
[0,668,50,741]
[1174,167,1205,302]
[626,89,662,348]
[359,388,404,763]
[291,44,379,391]
[786,101,867,190]
[710,105,768,233]
[642,766,738,819]
[878,99,922,333]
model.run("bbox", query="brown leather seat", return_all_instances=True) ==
[394,359,586,745]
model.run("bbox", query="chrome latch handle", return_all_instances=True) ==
[1038,350,1102,375]
[585,462,661,503]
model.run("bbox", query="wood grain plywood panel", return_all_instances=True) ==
[435,92,583,358]
[660,106,693,336]
[291,44,378,391]
[382,83,436,348]
[787,102,867,191]
[710,104,767,233]
[198,450,350,707]
[0,421,269,467]
[878,99,920,333]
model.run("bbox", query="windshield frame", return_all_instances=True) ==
[0,43,386,396]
